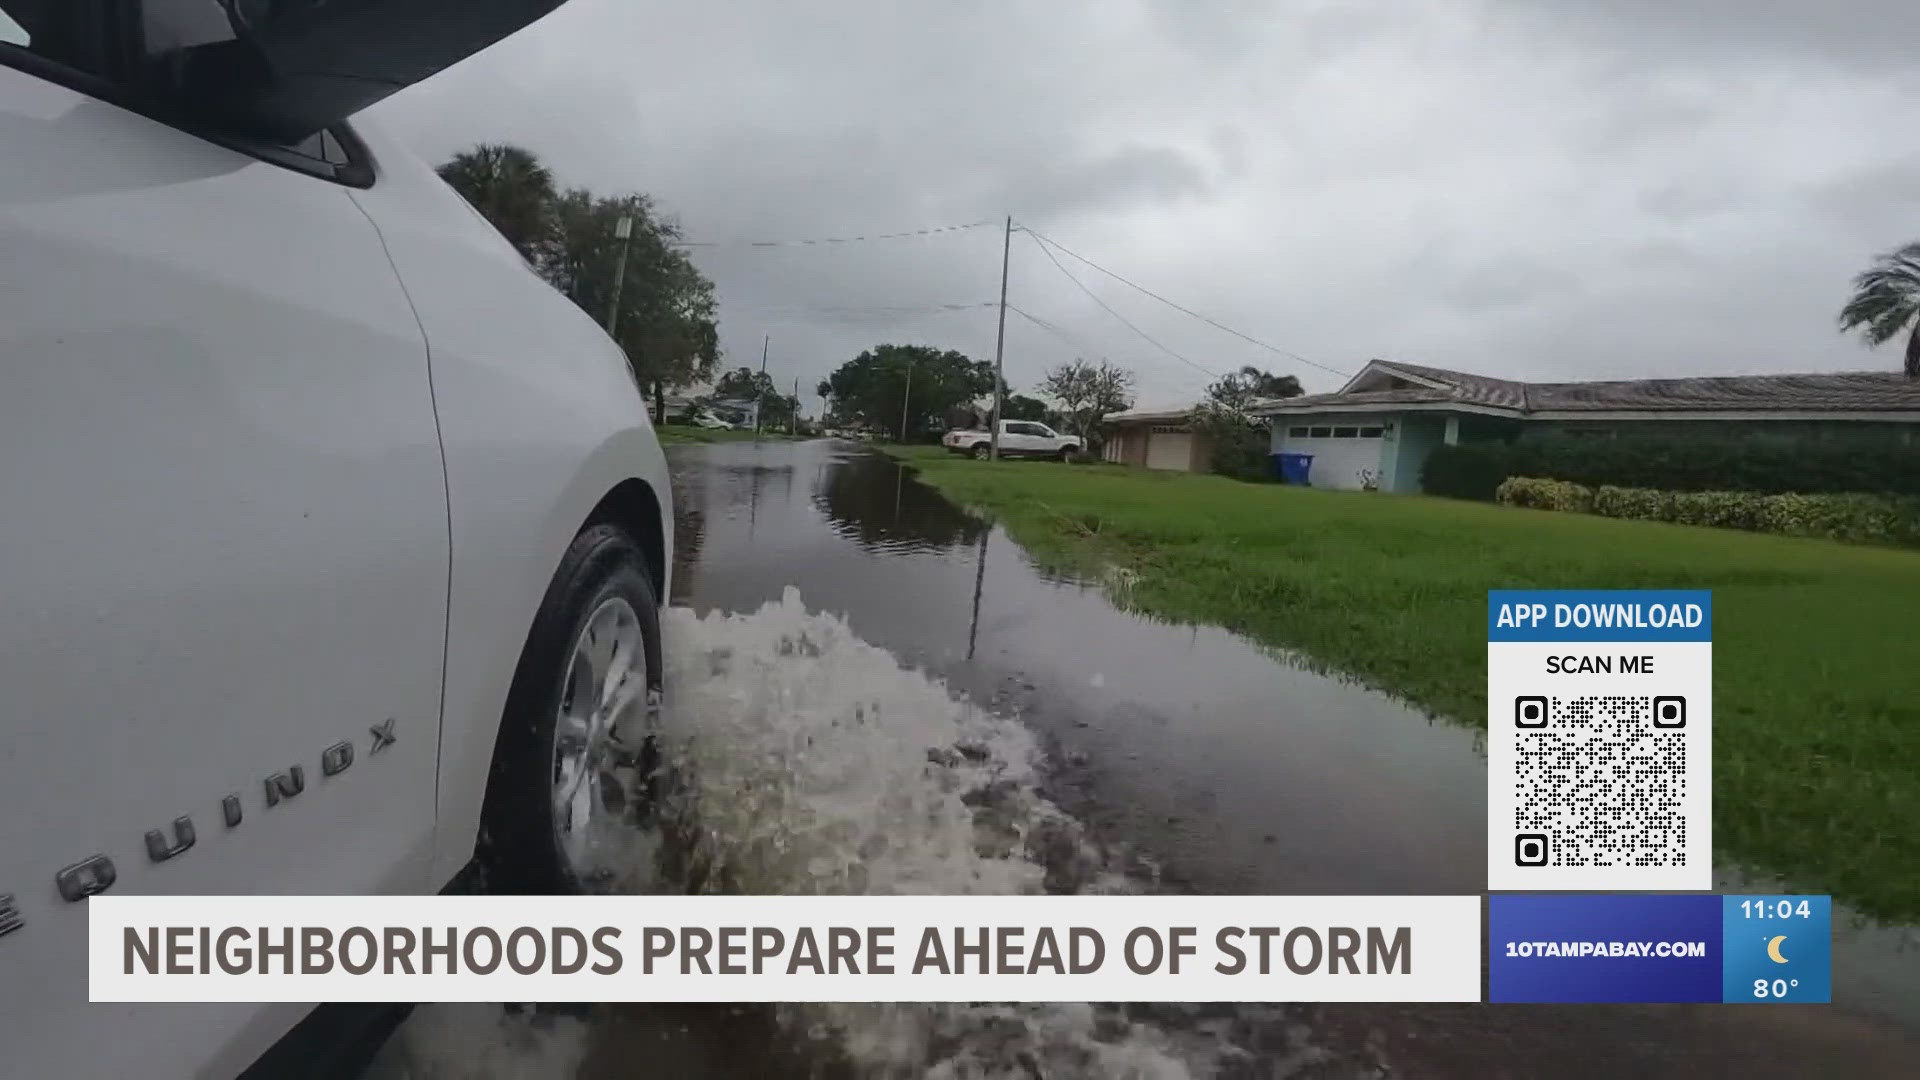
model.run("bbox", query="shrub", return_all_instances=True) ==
[1422,443,1516,501]
[1668,490,1767,530]
[1192,406,1275,482]
[1591,484,1672,520]
[1425,433,1920,502]
[1503,477,1920,547]
[1759,492,1920,546]
[1496,476,1594,513]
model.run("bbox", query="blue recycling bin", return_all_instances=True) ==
[1273,452,1314,485]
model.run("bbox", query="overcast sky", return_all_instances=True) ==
[372,0,1920,411]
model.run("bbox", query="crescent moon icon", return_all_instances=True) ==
[1767,935,1789,964]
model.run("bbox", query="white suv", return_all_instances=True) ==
[0,2,672,1076]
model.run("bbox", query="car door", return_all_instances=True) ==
[1004,421,1037,454]
[0,37,448,1080]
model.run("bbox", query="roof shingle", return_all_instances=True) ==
[1254,361,1920,415]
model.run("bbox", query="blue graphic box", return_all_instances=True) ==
[1489,894,1832,1004]
[1490,894,1721,1003]
[1721,895,1832,1004]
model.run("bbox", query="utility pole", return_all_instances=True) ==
[606,214,637,336]
[604,214,634,336]
[899,357,915,443]
[989,214,1012,460]
[754,334,769,436]
[791,376,799,436]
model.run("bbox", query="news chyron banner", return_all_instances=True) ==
[1487,589,1712,892]
[91,895,1482,1003]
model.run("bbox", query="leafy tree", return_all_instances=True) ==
[1193,365,1304,481]
[437,145,721,419]
[819,345,996,440]
[1205,365,1305,410]
[542,190,719,419]
[1040,359,1136,444]
[764,395,802,430]
[1001,393,1050,422]
[713,365,776,403]
[1838,241,1920,377]
[712,366,799,429]
[435,144,557,261]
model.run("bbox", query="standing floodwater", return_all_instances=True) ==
[374,439,1920,1079]
[669,440,1487,898]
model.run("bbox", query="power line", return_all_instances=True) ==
[1023,230,1218,381]
[729,301,995,317]
[1021,226,1351,379]
[673,219,998,249]
[1006,303,1114,360]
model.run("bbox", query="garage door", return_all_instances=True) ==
[1281,423,1386,490]
[1145,430,1192,471]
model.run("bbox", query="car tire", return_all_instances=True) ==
[479,523,664,895]
[972,443,991,460]
[1058,447,1076,462]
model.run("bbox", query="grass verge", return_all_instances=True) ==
[884,444,1920,922]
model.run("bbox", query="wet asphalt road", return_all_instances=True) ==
[575,438,1920,1078]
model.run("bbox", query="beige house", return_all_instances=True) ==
[1100,406,1214,472]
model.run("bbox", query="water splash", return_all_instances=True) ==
[367,1004,591,1080]
[390,590,1356,1078]
[654,587,1113,898]
[640,590,1350,1078]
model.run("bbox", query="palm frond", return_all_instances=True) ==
[1839,242,1920,348]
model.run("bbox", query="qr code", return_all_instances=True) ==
[1512,695,1687,868]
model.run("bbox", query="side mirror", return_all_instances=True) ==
[159,0,569,142]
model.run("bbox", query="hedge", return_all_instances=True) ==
[1423,434,1920,502]
[1496,477,1920,547]
[1491,476,1593,513]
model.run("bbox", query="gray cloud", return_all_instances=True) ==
[1502,0,1920,69]
[1009,144,1212,217]
[1437,257,1584,313]
[372,0,1920,409]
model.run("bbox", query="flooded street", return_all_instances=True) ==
[669,440,1487,899]
[379,438,1919,1079]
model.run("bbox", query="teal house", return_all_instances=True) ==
[1252,360,1920,493]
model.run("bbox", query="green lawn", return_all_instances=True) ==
[885,445,1920,922]
[656,424,800,445]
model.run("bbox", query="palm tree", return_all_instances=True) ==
[435,144,558,261]
[1838,241,1920,377]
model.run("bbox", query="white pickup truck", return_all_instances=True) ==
[942,420,1083,460]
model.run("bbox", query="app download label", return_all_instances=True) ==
[1489,894,1831,1004]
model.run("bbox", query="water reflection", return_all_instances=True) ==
[812,449,987,553]
[966,526,989,661]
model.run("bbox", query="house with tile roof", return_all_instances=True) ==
[1249,360,1920,493]
[1098,404,1217,471]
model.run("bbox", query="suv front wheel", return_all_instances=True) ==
[480,523,664,894]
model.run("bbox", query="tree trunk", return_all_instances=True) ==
[652,379,666,425]
[1907,323,1919,379]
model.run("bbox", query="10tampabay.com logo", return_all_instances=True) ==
[1489,894,1830,1004]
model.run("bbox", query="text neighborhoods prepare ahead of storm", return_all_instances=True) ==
[123,923,1414,978]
